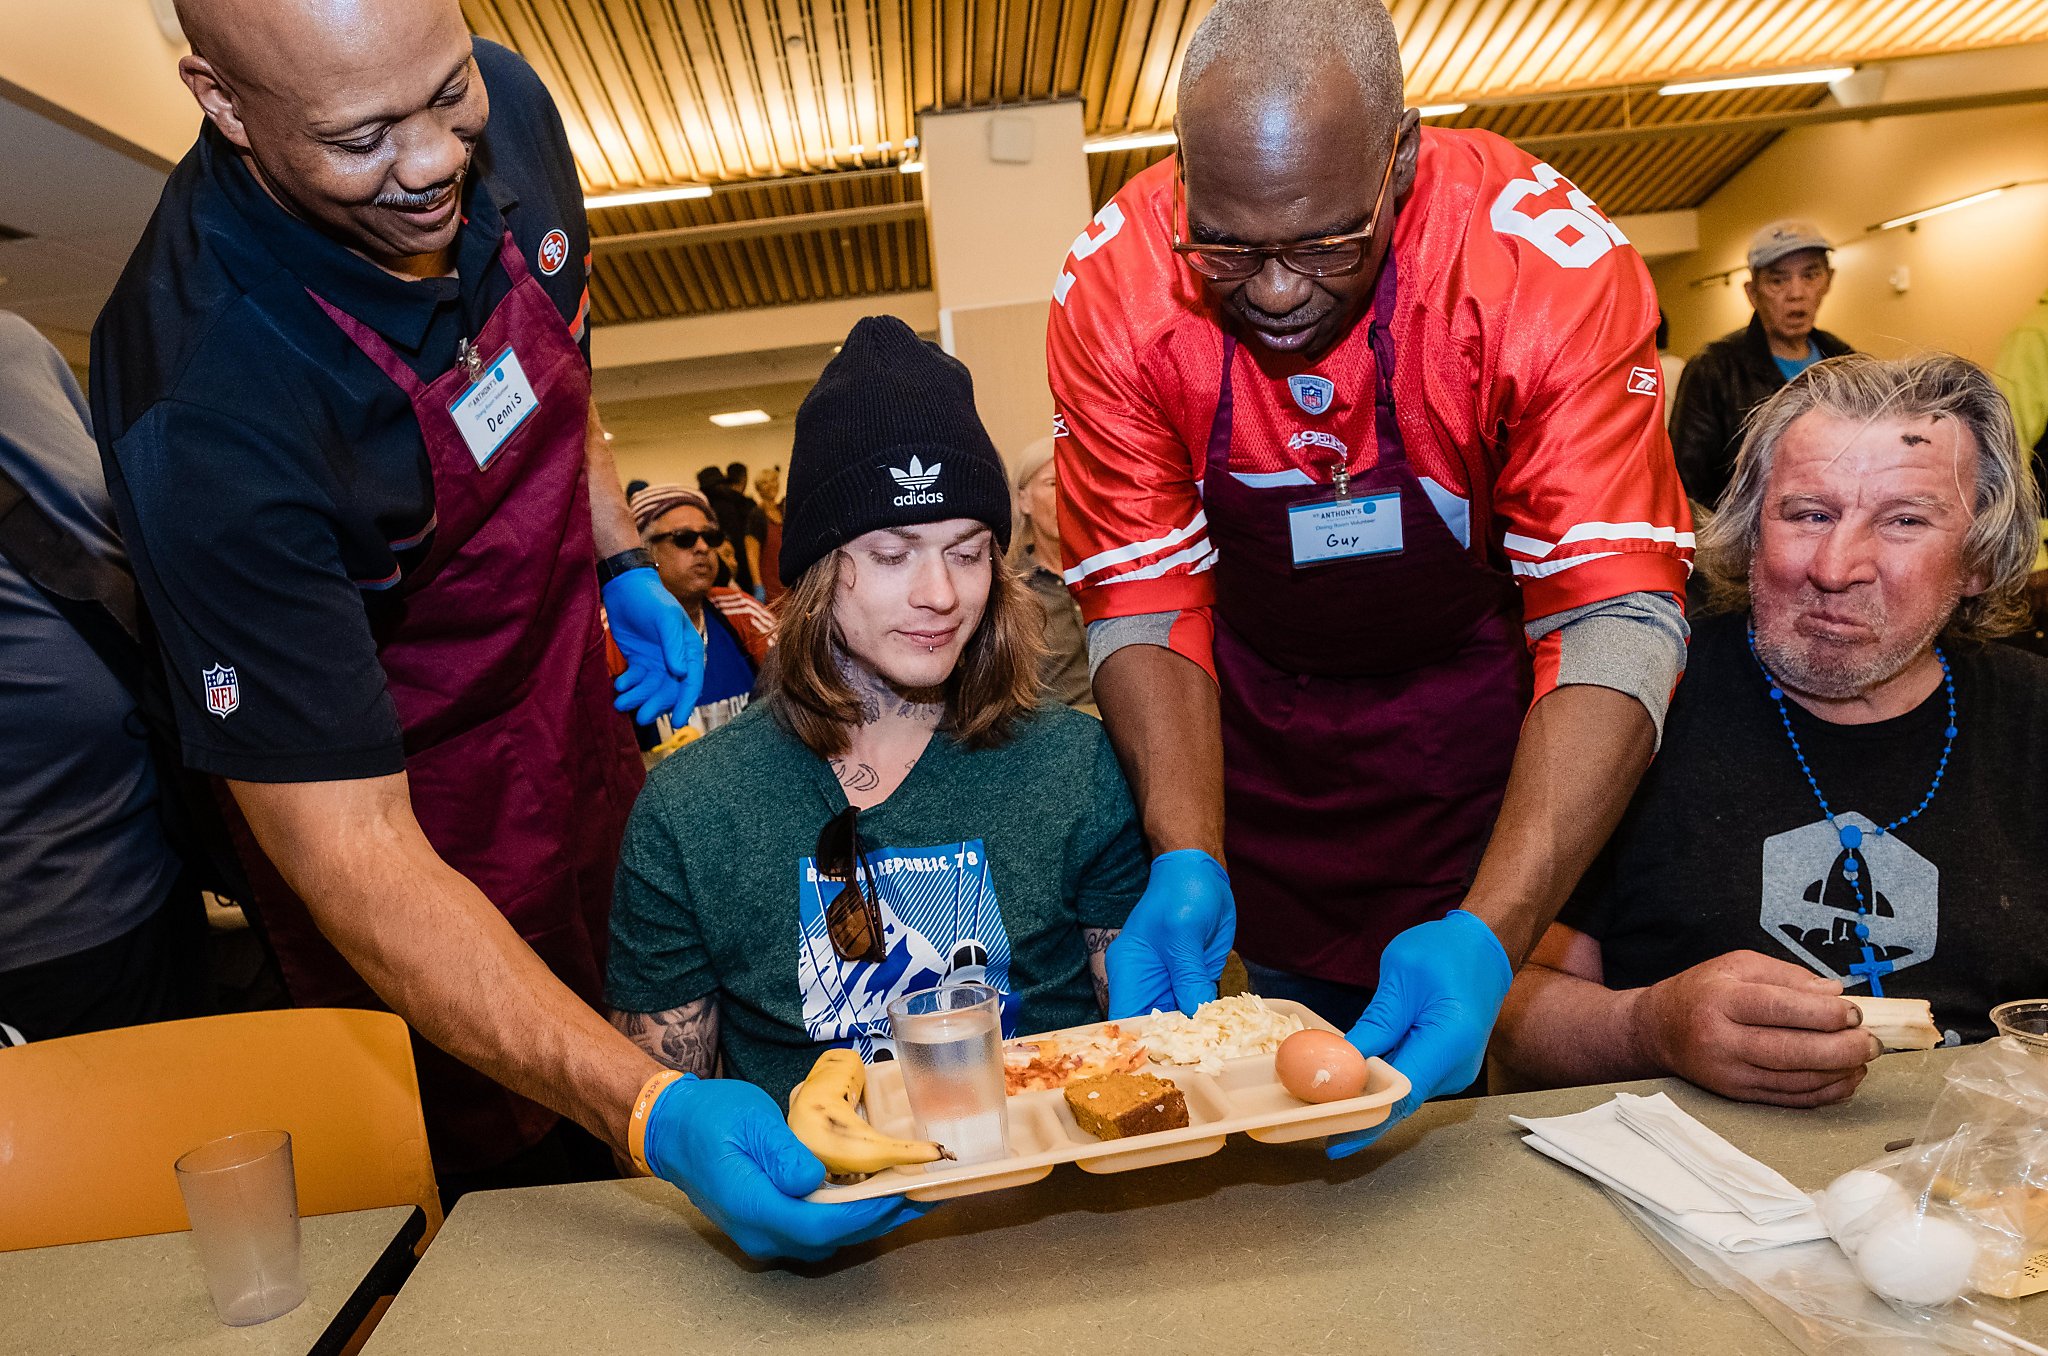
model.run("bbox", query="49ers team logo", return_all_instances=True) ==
[537,229,570,276]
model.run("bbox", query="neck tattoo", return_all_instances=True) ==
[1748,625,1955,998]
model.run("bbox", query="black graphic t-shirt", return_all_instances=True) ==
[1562,611,2048,1045]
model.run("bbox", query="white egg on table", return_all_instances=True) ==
[1818,1169,1913,1253]
[1851,1210,1979,1308]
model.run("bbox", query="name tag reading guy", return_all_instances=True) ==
[448,346,539,470]
[1288,491,1403,567]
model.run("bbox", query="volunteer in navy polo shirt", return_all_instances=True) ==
[83,3,905,1252]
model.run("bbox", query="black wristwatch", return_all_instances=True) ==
[597,546,655,584]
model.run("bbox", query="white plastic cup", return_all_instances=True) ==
[888,982,1010,1165]
[173,1129,307,1326]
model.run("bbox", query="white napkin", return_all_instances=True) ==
[1611,1092,1813,1224]
[1513,1093,1828,1253]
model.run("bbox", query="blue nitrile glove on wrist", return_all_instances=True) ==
[643,1074,933,1262]
[1106,849,1236,1020]
[1327,908,1514,1158]
[603,566,705,727]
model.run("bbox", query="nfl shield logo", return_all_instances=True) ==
[203,664,240,719]
[1288,375,1335,417]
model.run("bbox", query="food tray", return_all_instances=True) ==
[806,999,1408,1203]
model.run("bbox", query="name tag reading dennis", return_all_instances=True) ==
[448,346,538,470]
[1288,491,1403,567]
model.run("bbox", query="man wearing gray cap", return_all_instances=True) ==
[1671,220,1855,506]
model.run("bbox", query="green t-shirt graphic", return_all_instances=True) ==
[607,699,1147,1099]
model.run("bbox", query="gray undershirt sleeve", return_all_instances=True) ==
[1527,590,1690,749]
[1087,611,1182,680]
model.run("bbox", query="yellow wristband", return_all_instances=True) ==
[628,1069,687,1178]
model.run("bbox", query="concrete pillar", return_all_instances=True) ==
[916,101,1092,467]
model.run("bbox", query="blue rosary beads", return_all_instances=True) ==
[1748,627,1956,997]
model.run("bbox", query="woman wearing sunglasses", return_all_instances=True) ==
[599,317,1150,1259]
[626,484,776,746]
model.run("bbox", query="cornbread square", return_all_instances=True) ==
[1064,1072,1189,1140]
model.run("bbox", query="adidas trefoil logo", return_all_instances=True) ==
[888,455,945,506]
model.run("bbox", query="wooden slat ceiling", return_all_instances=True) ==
[1088,82,1831,218]
[461,0,2048,324]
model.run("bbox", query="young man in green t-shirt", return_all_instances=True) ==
[605,317,1150,1101]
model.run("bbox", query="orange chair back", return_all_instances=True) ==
[0,1008,440,1251]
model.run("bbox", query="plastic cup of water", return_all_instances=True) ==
[173,1129,307,1326]
[888,982,1009,1165]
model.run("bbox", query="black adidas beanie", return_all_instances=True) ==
[779,316,1012,582]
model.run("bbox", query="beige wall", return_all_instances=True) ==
[0,0,193,166]
[1652,49,2048,367]
[610,425,789,496]
[920,102,1092,470]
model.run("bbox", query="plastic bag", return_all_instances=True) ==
[1605,1039,2048,1355]
[1822,1038,2048,1307]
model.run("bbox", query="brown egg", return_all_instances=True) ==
[1275,1029,1370,1104]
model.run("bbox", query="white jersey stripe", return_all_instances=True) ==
[1557,521,1696,551]
[1064,509,1209,585]
[1510,551,1621,579]
[1504,522,1693,560]
[1092,540,1218,587]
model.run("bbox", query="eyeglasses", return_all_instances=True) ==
[1171,134,1401,281]
[814,806,886,965]
[649,527,725,551]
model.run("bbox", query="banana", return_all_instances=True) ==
[1848,995,1942,1051]
[787,1048,955,1176]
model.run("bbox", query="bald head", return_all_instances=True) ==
[173,0,485,269]
[1177,0,1404,151]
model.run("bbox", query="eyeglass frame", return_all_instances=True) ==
[815,805,887,965]
[647,526,726,551]
[1171,131,1402,281]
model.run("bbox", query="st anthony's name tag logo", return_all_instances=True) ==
[203,664,240,719]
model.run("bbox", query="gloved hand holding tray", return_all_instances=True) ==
[797,996,1409,1203]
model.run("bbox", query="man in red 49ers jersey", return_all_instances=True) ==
[1050,0,1693,1149]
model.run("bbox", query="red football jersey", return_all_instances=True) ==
[1046,127,1693,695]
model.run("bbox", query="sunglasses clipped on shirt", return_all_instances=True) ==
[648,527,725,551]
[815,806,886,965]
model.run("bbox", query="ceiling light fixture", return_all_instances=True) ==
[709,409,772,428]
[899,159,925,174]
[1415,103,1467,117]
[1657,67,1855,96]
[1083,129,1179,154]
[1871,185,2014,232]
[585,185,714,208]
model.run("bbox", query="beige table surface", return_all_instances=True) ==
[2,1205,420,1356]
[362,1050,2045,1356]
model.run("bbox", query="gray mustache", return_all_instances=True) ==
[376,175,463,210]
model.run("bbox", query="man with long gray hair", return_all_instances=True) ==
[1493,353,2048,1105]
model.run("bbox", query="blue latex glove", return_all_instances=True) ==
[1105,849,1235,1020]
[644,1074,934,1262]
[603,566,704,727]
[1327,909,1514,1158]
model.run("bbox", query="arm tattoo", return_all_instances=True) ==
[610,999,720,1077]
[1083,927,1117,1013]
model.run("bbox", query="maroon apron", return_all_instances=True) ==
[1206,248,1531,990]
[230,232,644,1173]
